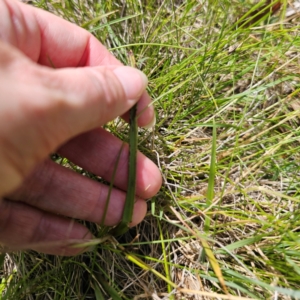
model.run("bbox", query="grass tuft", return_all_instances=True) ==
[1,0,300,299]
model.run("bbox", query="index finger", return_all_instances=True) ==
[1,0,119,67]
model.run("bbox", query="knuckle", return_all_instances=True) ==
[10,160,56,207]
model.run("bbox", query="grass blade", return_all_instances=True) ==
[204,121,217,231]
[110,50,138,236]
[93,275,123,300]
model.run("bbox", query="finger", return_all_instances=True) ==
[0,0,156,128]
[8,160,147,227]
[58,128,162,198]
[1,0,118,67]
[0,199,93,256]
[0,43,147,196]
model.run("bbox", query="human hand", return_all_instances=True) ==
[0,0,162,255]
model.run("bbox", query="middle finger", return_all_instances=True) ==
[8,159,147,227]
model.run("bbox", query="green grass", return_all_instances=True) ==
[1,0,300,299]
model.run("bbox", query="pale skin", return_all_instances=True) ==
[0,0,162,255]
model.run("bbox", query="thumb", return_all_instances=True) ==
[45,65,148,134]
[0,45,148,195]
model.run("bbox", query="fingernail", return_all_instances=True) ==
[113,66,148,100]
[143,113,156,129]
